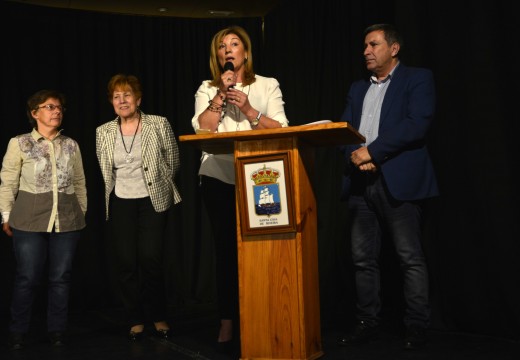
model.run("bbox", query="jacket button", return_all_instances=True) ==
[144,167,148,171]
[148,182,152,186]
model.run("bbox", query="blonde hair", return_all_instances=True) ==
[208,26,256,87]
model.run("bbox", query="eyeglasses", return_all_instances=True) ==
[37,104,66,112]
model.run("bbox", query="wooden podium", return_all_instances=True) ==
[180,122,364,360]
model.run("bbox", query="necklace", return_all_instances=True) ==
[222,84,250,131]
[119,113,141,163]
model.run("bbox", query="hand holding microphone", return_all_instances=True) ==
[223,61,236,89]
[221,61,250,111]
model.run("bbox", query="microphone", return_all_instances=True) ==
[223,62,235,89]
[223,61,234,72]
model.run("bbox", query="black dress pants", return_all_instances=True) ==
[108,193,168,326]
[200,175,239,323]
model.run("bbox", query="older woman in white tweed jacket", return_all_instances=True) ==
[96,74,181,341]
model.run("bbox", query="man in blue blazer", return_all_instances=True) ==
[337,24,439,350]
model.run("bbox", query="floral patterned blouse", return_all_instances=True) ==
[0,129,87,232]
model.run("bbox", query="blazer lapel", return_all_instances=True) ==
[380,64,404,124]
[140,114,152,160]
[353,81,371,128]
[101,121,117,169]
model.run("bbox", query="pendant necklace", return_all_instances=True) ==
[119,113,141,163]
[228,84,250,131]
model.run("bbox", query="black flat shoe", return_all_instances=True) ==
[337,321,380,346]
[153,329,171,339]
[48,332,67,347]
[404,325,427,350]
[128,330,144,341]
[7,333,25,351]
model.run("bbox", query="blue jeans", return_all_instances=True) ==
[348,173,430,329]
[9,228,80,333]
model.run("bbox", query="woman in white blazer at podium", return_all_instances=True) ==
[191,25,288,353]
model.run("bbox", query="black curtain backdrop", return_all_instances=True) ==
[1,0,518,341]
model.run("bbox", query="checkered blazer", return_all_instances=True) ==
[96,112,182,220]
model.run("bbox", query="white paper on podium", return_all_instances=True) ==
[303,120,332,125]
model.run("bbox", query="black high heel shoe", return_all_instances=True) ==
[216,339,233,353]
[128,330,144,341]
[153,329,171,339]
[216,338,240,355]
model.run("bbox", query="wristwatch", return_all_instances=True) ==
[251,111,262,127]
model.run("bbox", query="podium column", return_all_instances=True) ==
[235,137,323,360]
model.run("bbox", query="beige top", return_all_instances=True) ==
[0,129,87,232]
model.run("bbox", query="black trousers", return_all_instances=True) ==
[108,193,168,326]
[200,175,239,323]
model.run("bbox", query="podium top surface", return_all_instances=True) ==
[179,121,365,154]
